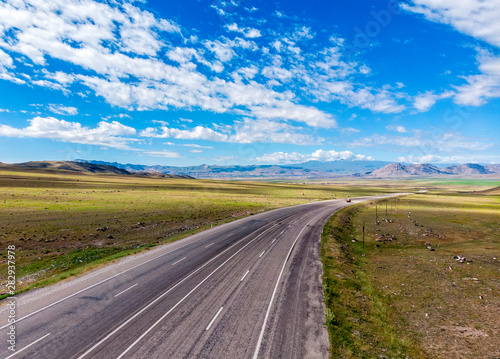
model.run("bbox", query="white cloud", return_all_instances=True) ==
[213,155,235,162]
[210,4,226,16]
[339,127,360,135]
[385,124,407,133]
[142,150,181,158]
[299,46,406,113]
[397,154,441,163]
[166,47,198,64]
[0,0,408,130]
[292,26,314,41]
[225,23,262,38]
[261,64,294,83]
[359,65,371,75]
[0,72,25,85]
[0,117,137,150]
[163,142,213,149]
[229,118,321,145]
[245,29,261,38]
[401,0,500,48]
[403,2,500,107]
[204,40,235,62]
[141,118,322,145]
[256,149,374,164]
[0,49,13,67]
[248,102,337,128]
[396,154,500,164]
[0,48,25,84]
[351,131,492,151]
[413,91,453,111]
[235,66,259,79]
[43,71,75,86]
[203,37,256,62]
[140,125,229,142]
[32,80,66,92]
[48,104,78,116]
[453,51,500,106]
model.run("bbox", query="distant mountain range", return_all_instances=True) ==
[74,159,395,178]
[1,160,498,179]
[368,163,497,177]
[74,159,500,179]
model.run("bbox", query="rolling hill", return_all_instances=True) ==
[0,161,193,178]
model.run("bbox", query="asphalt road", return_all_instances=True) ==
[0,194,405,359]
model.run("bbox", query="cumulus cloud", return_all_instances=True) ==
[0,0,407,129]
[141,118,322,145]
[256,149,374,164]
[403,1,500,107]
[401,0,500,48]
[140,125,229,142]
[0,117,137,150]
[453,51,500,106]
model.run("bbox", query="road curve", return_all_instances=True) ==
[0,193,406,359]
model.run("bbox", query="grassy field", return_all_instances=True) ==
[0,169,407,298]
[321,183,499,358]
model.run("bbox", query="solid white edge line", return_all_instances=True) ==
[259,251,265,258]
[204,243,214,248]
[252,211,326,359]
[78,224,277,359]
[171,257,187,266]
[280,230,284,234]
[206,307,224,331]
[240,270,250,282]
[271,238,276,243]
[114,283,138,298]
[4,333,50,359]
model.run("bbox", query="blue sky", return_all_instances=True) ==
[0,0,498,166]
